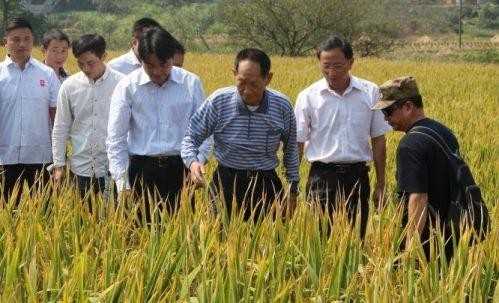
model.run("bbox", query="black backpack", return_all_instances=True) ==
[409,126,490,241]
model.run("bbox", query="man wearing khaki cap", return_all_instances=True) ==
[373,76,463,259]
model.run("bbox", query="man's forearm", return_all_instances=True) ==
[298,142,304,164]
[371,135,386,186]
[406,193,429,246]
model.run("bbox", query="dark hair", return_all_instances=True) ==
[138,27,177,63]
[42,29,70,49]
[316,35,353,60]
[133,18,161,35]
[6,17,33,34]
[173,39,186,55]
[72,34,106,59]
[234,48,271,77]
[405,95,424,109]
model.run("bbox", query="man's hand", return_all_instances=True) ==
[285,192,298,218]
[189,161,206,186]
[373,181,386,210]
[52,166,64,182]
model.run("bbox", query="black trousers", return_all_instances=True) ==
[74,175,107,213]
[129,155,186,218]
[1,164,50,204]
[306,162,370,239]
[401,210,455,262]
[75,175,106,198]
[209,165,283,221]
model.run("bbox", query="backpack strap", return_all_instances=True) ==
[408,125,457,162]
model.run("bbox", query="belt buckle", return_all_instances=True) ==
[335,164,349,174]
[156,155,169,167]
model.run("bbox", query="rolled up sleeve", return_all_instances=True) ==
[294,91,311,143]
[370,88,391,138]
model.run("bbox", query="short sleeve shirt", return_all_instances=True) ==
[294,76,391,163]
[396,118,459,215]
[0,56,61,165]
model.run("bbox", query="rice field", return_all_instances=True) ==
[0,48,498,302]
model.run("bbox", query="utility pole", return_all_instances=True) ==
[459,0,463,49]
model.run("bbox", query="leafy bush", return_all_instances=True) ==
[478,3,499,29]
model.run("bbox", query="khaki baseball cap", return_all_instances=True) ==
[372,76,420,110]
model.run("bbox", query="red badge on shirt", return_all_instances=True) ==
[39,79,46,87]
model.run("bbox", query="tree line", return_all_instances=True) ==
[1,0,497,56]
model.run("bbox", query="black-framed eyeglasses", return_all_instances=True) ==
[381,101,405,117]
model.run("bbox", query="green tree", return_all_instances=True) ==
[161,3,219,51]
[1,0,20,32]
[219,0,394,56]
[0,0,51,39]
[478,2,499,28]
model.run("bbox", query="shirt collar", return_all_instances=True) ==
[126,49,141,67]
[43,60,69,80]
[319,75,365,96]
[84,65,111,85]
[5,55,35,69]
[137,66,183,86]
[236,89,269,114]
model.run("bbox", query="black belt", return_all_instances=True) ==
[130,154,182,165]
[219,165,275,178]
[312,161,367,174]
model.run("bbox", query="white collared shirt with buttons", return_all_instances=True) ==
[107,66,212,190]
[0,56,60,165]
[294,76,391,163]
[52,66,124,178]
[107,49,141,75]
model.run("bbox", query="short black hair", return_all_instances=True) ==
[72,34,106,59]
[173,39,185,55]
[138,27,177,63]
[405,95,424,109]
[316,35,353,60]
[42,29,70,49]
[6,17,33,34]
[234,48,271,77]
[132,18,161,35]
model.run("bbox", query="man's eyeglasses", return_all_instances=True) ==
[381,101,405,117]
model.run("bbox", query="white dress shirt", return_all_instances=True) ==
[107,66,211,190]
[107,50,141,75]
[52,66,124,177]
[295,76,391,163]
[0,56,60,165]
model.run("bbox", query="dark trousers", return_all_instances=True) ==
[306,162,370,239]
[75,175,106,198]
[129,155,186,219]
[209,165,283,221]
[402,211,455,262]
[1,164,50,204]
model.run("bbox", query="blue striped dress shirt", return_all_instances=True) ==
[181,86,299,183]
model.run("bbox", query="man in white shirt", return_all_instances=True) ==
[108,18,160,75]
[107,27,210,219]
[294,35,391,239]
[0,17,61,203]
[42,29,70,82]
[52,34,124,199]
[108,18,186,74]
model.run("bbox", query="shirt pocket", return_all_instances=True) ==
[265,122,284,155]
[26,78,50,111]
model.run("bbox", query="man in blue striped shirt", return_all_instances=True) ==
[181,48,299,220]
